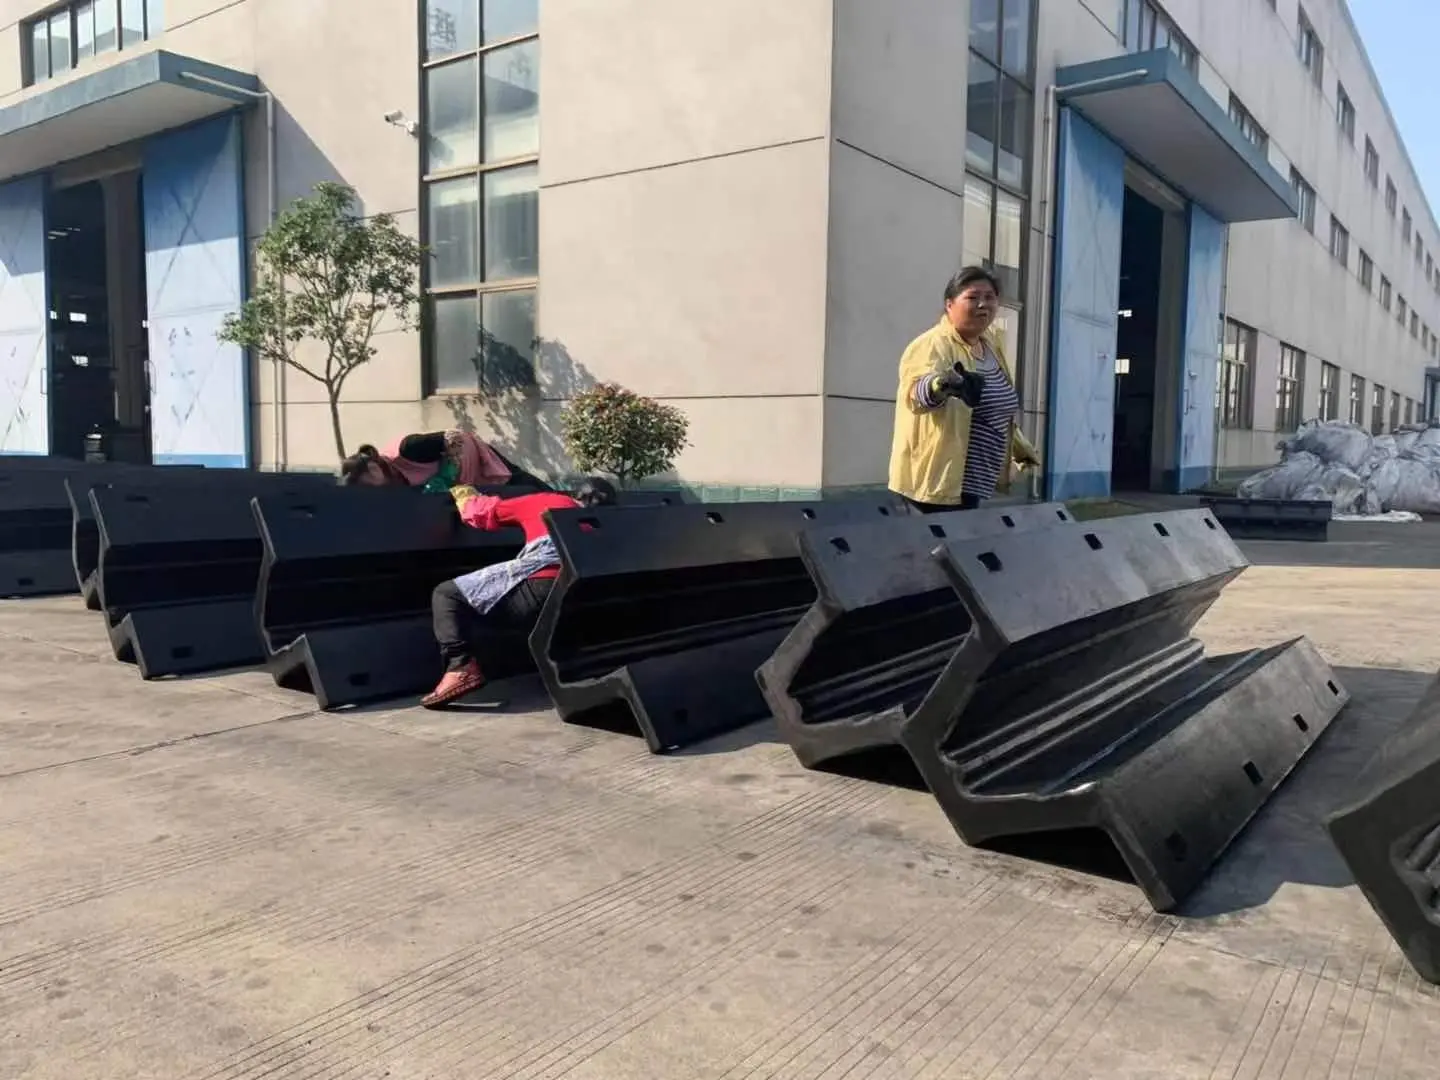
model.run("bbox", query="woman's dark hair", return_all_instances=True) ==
[574,477,618,508]
[944,266,1002,305]
[338,444,383,486]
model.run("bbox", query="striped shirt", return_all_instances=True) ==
[960,348,1019,500]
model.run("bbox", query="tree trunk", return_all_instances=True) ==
[327,386,347,462]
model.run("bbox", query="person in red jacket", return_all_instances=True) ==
[423,477,617,708]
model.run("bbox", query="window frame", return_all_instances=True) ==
[1348,374,1365,426]
[1227,93,1269,153]
[1328,215,1349,266]
[964,0,1039,378]
[1386,178,1398,216]
[1318,361,1340,422]
[1275,344,1305,433]
[1297,6,1325,88]
[1364,138,1379,187]
[1335,83,1355,143]
[24,0,162,86]
[419,0,543,395]
[1220,318,1256,431]
[1358,250,1374,292]
[1289,168,1317,233]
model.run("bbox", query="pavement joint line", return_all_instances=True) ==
[0,711,318,783]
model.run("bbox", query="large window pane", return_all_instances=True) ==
[120,0,144,46]
[1001,0,1031,77]
[479,289,537,390]
[76,2,96,58]
[483,164,539,280]
[483,0,538,44]
[997,77,1031,189]
[963,176,993,269]
[426,0,479,60]
[433,294,480,390]
[427,176,480,287]
[425,57,479,172]
[49,12,72,77]
[30,21,49,83]
[95,0,118,54]
[969,0,999,61]
[483,40,540,161]
[994,188,1024,298]
[966,57,999,176]
[145,0,163,35]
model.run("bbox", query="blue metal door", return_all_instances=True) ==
[0,175,50,455]
[1046,109,1124,501]
[142,114,249,467]
[1177,204,1224,491]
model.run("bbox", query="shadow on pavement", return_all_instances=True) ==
[1239,520,1440,570]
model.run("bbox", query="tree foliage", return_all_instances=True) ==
[560,383,690,487]
[218,182,423,461]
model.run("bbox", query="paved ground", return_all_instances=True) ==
[3,548,1440,1077]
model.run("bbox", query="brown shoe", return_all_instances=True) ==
[421,661,486,709]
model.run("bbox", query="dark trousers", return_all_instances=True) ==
[432,576,554,673]
[900,493,982,514]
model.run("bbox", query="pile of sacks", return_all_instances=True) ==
[1237,419,1440,516]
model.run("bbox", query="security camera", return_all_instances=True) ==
[382,109,418,135]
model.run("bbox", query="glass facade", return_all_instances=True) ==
[25,0,162,85]
[422,0,540,393]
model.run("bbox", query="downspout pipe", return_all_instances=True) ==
[177,71,282,471]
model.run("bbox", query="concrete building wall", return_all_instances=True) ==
[534,0,834,490]
[5,0,1438,489]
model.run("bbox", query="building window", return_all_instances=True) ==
[1297,6,1324,88]
[1289,169,1316,233]
[1429,254,1435,282]
[1276,345,1305,432]
[422,0,541,393]
[1406,398,1416,425]
[24,0,162,85]
[1390,390,1401,431]
[1220,319,1256,430]
[1418,239,1426,269]
[1380,276,1393,311]
[1398,295,1408,327]
[1228,94,1268,152]
[966,0,1036,309]
[1371,384,1385,435]
[1358,250,1374,292]
[1319,361,1340,422]
[1403,209,1412,244]
[1121,0,1198,72]
[1386,178,1398,216]
[1349,375,1365,425]
[1335,84,1355,143]
[1364,139,1380,187]
[1412,311,1420,339]
[1328,216,1349,266]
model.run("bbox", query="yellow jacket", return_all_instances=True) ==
[887,317,1039,505]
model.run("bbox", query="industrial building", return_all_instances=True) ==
[0,0,1436,499]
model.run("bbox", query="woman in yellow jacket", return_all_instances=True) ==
[889,266,1041,512]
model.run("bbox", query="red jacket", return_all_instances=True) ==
[458,491,579,581]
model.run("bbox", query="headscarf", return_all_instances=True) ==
[380,430,513,491]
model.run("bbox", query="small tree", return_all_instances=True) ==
[219,182,423,462]
[561,383,689,488]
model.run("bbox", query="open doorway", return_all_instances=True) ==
[1112,190,1164,489]
[1111,166,1187,493]
[46,171,150,461]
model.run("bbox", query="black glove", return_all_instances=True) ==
[933,364,985,408]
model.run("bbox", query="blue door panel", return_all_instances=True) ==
[1046,109,1124,501]
[142,113,249,468]
[1177,205,1224,491]
[0,175,50,455]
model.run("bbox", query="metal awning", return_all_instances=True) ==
[0,51,258,184]
[1056,48,1297,224]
